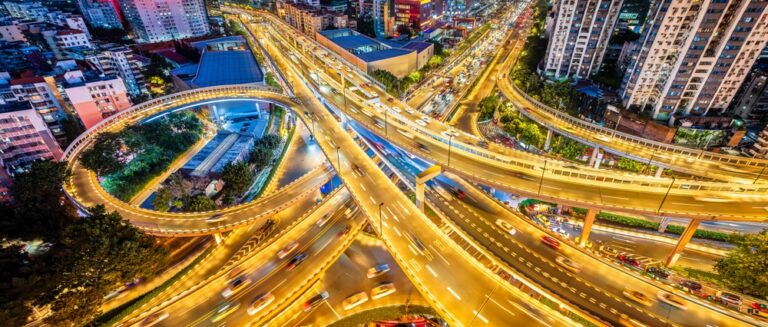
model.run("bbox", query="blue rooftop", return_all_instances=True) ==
[191,50,264,88]
[357,48,415,62]
[332,35,383,52]
[402,41,433,53]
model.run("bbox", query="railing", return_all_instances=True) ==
[502,78,768,168]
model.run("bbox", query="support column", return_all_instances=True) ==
[579,209,597,247]
[544,129,553,151]
[589,147,600,166]
[416,165,442,213]
[214,232,223,245]
[655,166,664,178]
[657,217,671,233]
[665,219,701,267]
[593,152,603,169]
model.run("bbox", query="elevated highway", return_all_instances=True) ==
[62,86,334,236]
[249,12,768,222]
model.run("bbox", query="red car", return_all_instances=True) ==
[541,235,560,249]
[337,224,352,238]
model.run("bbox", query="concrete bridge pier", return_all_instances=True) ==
[578,208,597,247]
[665,219,701,267]
[544,129,553,151]
[416,165,442,212]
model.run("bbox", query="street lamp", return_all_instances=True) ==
[611,114,622,138]
[537,159,548,195]
[657,176,676,214]
[384,109,389,136]
[644,150,656,175]
[754,166,766,184]
[447,134,455,167]
[378,202,384,237]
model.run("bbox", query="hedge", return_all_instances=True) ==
[572,209,734,243]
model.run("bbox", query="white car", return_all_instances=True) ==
[222,276,251,298]
[342,292,369,310]
[495,219,517,235]
[370,282,396,299]
[555,256,581,273]
[248,293,275,315]
[405,108,416,115]
[657,291,687,310]
[277,241,299,259]
[415,119,427,127]
[389,107,401,113]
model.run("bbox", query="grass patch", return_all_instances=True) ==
[253,124,295,199]
[327,305,439,327]
[670,266,723,286]
[90,245,213,326]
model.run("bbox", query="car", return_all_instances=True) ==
[367,263,391,278]
[337,224,352,238]
[618,314,648,327]
[657,291,688,310]
[211,301,241,322]
[415,119,427,127]
[416,143,431,153]
[222,276,250,298]
[389,107,401,113]
[552,227,569,238]
[342,291,369,310]
[541,235,560,249]
[370,282,396,299]
[555,256,580,273]
[387,97,394,102]
[646,266,670,280]
[622,290,653,306]
[679,280,702,292]
[495,219,517,235]
[277,241,299,259]
[595,134,611,142]
[316,213,331,227]
[362,109,374,117]
[405,108,416,115]
[477,140,489,149]
[286,253,308,271]
[718,292,742,307]
[598,245,619,257]
[303,291,330,312]
[448,187,466,199]
[248,293,275,315]
[207,214,226,223]
[140,312,169,326]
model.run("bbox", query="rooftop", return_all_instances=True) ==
[356,48,415,62]
[402,41,433,53]
[191,50,264,87]
[319,29,414,62]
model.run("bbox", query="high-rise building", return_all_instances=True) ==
[61,70,131,129]
[621,0,768,120]
[83,44,148,96]
[542,0,623,80]
[1,74,67,140]
[0,101,63,175]
[394,0,433,31]
[119,0,210,43]
[76,0,124,30]
[284,2,349,37]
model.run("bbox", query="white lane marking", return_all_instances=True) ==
[386,208,400,222]
[369,195,376,204]
[269,279,288,293]
[602,195,629,200]
[408,244,419,255]
[472,310,489,324]
[397,201,411,215]
[429,244,451,266]
[487,297,516,317]
[324,301,341,319]
[393,227,402,237]
[447,287,462,300]
[670,202,704,207]
[360,184,366,191]
[426,264,438,277]
[542,185,562,190]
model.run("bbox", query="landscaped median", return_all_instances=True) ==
[327,305,439,327]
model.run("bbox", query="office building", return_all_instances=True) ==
[394,0,434,31]
[284,2,349,37]
[119,0,210,43]
[621,0,768,120]
[0,101,63,176]
[1,74,67,140]
[61,70,131,129]
[76,0,123,30]
[542,0,623,80]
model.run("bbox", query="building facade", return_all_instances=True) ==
[61,70,131,129]
[2,75,67,140]
[394,0,434,31]
[621,0,768,120]
[284,2,349,37]
[119,0,210,43]
[542,0,623,80]
[0,102,63,175]
[76,0,124,30]
[86,45,148,96]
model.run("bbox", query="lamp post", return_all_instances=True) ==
[754,166,766,184]
[537,159,548,195]
[657,176,676,214]
[612,114,622,138]
[384,109,388,136]
[378,202,384,237]
[447,134,455,167]
[334,146,341,189]
[645,150,656,175]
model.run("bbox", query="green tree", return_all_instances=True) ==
[2,161,75,241]
[256,134,281,150]
[714,230,768,298]
[551,136,587,161]
[41,206,167,326]
[478,94,500,120]
[152,187,172,212]
[221,161,254,196]
[617,157,645,173]
[0,245,56,325]
[250,145,273,169]
[80,132,125,176]
[185,194,216,212]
